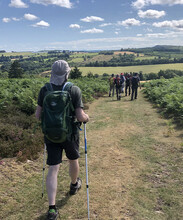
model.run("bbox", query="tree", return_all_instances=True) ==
[87,71,94,78]
[69,66,82,79]
[8,60,24,78]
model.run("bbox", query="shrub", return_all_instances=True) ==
[143,76,183,122]
[69,66,82,79]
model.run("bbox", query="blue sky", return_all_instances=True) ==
[1,0,183,51]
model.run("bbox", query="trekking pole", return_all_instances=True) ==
[42,143,47,198]
[84,122,90,220]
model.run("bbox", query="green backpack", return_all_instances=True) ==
[41,82,75,143]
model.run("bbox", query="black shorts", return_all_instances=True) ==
[45,137,80,165]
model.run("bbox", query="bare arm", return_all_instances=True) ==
[138,79,141,88]
[75,108,89,123]
[35,105,42,120]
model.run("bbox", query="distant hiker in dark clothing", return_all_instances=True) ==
[114,74,122,100]
[131,73,141,100]
[108,73,115,97]
[125,73,132,96]
[35,60,89,220]
[120,73,126,94]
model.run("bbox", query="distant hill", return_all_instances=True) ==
[125,45,183,53]
[152,45,183,52]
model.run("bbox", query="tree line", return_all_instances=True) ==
[85,54,183,67]
[0,53,70,75]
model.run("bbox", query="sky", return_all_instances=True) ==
[1,0,183,52]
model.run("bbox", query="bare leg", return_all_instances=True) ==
[69,159,79,184]
[46,164,60,205]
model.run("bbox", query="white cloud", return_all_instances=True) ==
[24,13,38,21]
[145,31,183,39]
[30,0,72,8]
[153,19,183,29]
[2,18,11,23]
[118,18,140,26]
[153,20,173,28]
[99,23,113,27]
[132,0,183,9]
[138,9,165,19]
[137,34,143,36]
[132,0,146,9]
[49,36,148,51]
[80,16,104,22]
[146,27,153,32]
[12,17,21,21]
[32,20,50,27]
[146,33,167,38]
[9,0,28,8]
[115,32,119,35]
[81,28,104,34]
[69,24,80,29]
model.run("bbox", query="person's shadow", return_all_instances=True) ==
[36,191,71,220]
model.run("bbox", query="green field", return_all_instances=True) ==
[70,52,98,58]
[0,52,47,57]
[78,63,183,75]
[135,55,157,60]
[69,57,84,63]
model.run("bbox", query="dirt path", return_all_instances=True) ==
[85,97,144,219]
[0,90,182,220]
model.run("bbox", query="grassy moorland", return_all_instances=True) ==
[0,89,182,219]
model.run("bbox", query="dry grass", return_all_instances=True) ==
[86,54,114,63]
[113,51,136,55]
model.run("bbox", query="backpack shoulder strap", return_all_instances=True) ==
[45,83,53,91]
[62,82,73,92]
[62,82,74,111]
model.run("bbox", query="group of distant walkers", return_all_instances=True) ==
[109,72,141,101]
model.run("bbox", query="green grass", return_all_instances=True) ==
[78,63,183,75]
[0,52,45,57]
[135,55,157,60]
[120,92,183,220]
[68,57,84,63]
[70,52,98,58]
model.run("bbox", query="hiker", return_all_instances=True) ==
[125,73,132,96]
[120,73,126,94]
[108,73,115,97]
[35,60,89,220]
[131,72,141,100]
[114,74,122,100]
